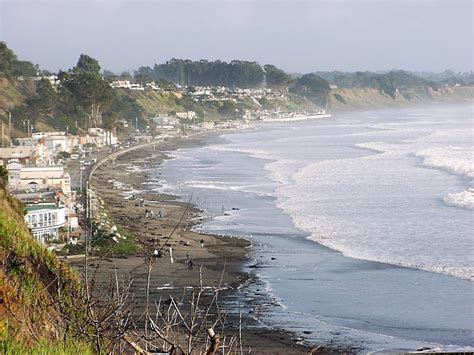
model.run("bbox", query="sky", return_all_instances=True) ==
[0,0,472,74]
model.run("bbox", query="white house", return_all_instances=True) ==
[176,111,197,120]
[110,80,132,89]
[25,203,67,243]
[7,163,71,196]
[88,128,118,146]
[151,116,178,129]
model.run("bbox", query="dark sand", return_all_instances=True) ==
[68,136,332,354]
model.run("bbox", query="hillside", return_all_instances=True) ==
[1,41,473,139]
[327,85,474,111]
[0,185,97,354]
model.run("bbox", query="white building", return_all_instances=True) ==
[25,203,67,243]
[88,128,118,146]
[7,163,71,196]
[151,116,179,129]
[110,80,132,89]
[176,111,197,120]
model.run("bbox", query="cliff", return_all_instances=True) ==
[327,85,474,111]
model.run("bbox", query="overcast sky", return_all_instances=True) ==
[0,0,472,73]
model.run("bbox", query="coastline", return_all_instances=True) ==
[139,105,473,352]
[79,133,321,354]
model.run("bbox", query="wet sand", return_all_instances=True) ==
[74,135,323,354]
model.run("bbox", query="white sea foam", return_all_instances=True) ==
[443,188,474,210]
[275,147,474,280]
[415,146,474,178]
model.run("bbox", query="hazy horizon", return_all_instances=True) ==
[1,0,472,74]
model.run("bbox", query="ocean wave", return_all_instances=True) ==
[443,189,474,210]
[415,146,474,178]
[275,153,474,281]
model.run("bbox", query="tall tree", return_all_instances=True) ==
[75,54,101,75]
[290,74,330,105]
[264,64,293,89]
[0,42,17,74]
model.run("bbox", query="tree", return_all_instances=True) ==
[0,41,17,74]
[0,165,8,191]
[32,78,57,117]
[103,69,116,78]
[60,55,114,127]
[290,74,330,105]
[75,54,101,75]
[264,64,293,88]
[12,61,38,76]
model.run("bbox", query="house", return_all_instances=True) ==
[110,80,132,89]
[18,132,69,155]
[176,111,197,120]
[88,128,118,146]
[151,116,179,129]
[7,163,71,196]
[0,146,35,166]
[24,202,67,243]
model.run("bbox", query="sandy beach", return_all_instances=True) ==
[69,134,320,354]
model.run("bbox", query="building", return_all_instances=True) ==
[0,146,35,166]
[24,203,67,243]
[88,128,118,146]
[151,116,178,129]
[110,80,132,89]
[7,163,71,196]
[18,133,68,155]
[176,111,197,120]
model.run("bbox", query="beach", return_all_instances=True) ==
[68,103,474,353]
[74,134,318,354]
[151,104,474,352]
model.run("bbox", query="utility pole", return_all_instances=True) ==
[8,111,11,147]
[80,164,84,193]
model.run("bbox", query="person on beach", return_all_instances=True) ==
[200,239,204,248]
[187,259,194,270]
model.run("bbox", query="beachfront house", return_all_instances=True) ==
[151,116,179,130]
[24,202,67,243]
[88,128,118,146]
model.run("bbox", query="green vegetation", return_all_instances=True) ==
[314,70,439,98]
[0,42,38,77]
[1,324,93,355]
[264,64,293,89]
[0,187,96,354]
[1,42,145,135]
[136,58,265,88]
[290,73,331,105]
[90,223,136,257]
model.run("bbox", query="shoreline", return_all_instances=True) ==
[136,109,473,352]
[78,133,322,354]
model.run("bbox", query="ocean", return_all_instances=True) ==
[151,104,474,352]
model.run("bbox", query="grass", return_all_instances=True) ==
[0,323,93,355]
[90,223,137,257]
